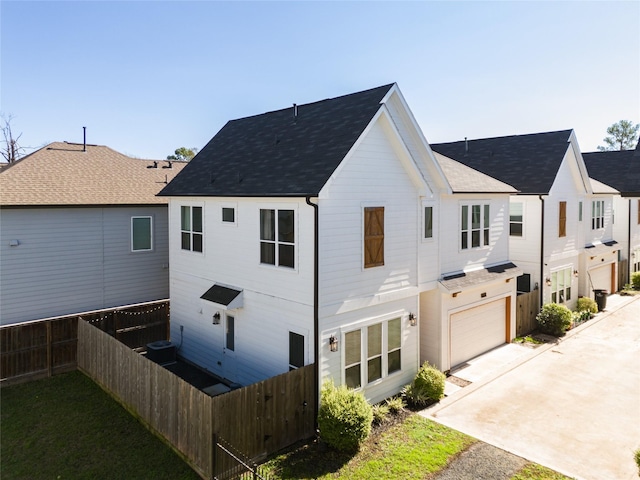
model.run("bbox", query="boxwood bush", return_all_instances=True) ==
[632,272,640,291]
[317,380,372,452]
[536,303,573,336]
[576,297,598,315]
[402,362,445,407]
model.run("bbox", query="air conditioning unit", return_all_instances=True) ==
[146,340,176,366]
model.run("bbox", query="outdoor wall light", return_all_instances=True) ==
[573,270,579,277]
[545,278,552,287]
[212,312,221,325]
[329,335,338,352]
[408,313,417,327]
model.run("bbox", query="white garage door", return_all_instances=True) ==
[589,264,612,296]
[450,299,506,368]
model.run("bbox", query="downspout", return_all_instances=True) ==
[305,196,319,432]
[539,195,545,308]
[628,198,632,285]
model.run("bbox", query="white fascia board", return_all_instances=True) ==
[568,130,593,195]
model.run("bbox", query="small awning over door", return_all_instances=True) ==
[200,284,243,310]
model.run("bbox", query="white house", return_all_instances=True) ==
[583,143,640,286]
[431,129,620,309]
[160,84,521,403]
[0,141,186,325]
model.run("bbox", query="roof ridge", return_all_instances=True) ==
[433,129,573,145]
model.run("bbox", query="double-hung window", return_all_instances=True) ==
[461,204,490,249]
[592,200,604,229]
[344,317,401,389]
[551,267,572,304]
[181,206,203,252]
[509,203,523,237]
[424,206,433,239]
[260,209,295,268]
[131,216,152,251]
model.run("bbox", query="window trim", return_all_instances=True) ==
[509,202,524,238]
[131,216,153,252]
[578,201,583,222]
[341,313,404,390]
[180,204,204,253]
[550,266,572,304]
[221,204,237,226]
[460,202,491,250]
[259,206,297,270]
[591,200,605,230]
[422,202,435,242]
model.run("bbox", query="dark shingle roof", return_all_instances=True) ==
[430,130,573,195]
[159,84,395,197]
[583,142,640,196]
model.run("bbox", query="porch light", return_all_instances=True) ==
[545,278,552,287]
[573,270,579,277]
[212,312,221,325]
[409,313,417,327]
[329,335,338,352]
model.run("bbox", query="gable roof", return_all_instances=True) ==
[430,130,573,195]
[0,142,186,207]
[159,84,395,197]
[583,143,640,196]
[432,152,518,194]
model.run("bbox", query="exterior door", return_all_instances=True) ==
[222,313,237,381]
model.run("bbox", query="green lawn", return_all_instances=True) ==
[1,371,199,480]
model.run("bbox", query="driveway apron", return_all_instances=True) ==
[422,296,640,480]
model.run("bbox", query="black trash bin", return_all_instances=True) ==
[593,289,608,311]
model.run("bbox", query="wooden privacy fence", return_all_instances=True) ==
[516,289,540,336]
[77,319,315,480]
[0,300,169,386]
[618,259,628,289]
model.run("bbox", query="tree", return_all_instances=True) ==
[597,120,639,151]
[1,114,25,163]
[167,147,198,161]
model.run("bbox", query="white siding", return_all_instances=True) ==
[0,206,170,325]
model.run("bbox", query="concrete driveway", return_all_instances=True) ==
[422,295,640,480]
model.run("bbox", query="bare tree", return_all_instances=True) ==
[1,114,25,163]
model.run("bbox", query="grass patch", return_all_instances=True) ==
[263,414,475,479]
[513,335,545,345]
[511,463,575,479]
[0,371,199,480]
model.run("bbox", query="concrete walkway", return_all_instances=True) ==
[421,294,640,480]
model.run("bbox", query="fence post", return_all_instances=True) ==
[211,433,217,480]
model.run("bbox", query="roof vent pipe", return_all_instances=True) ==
[83,127,87,152]
[464,137,468,154]
[293,103,298,121]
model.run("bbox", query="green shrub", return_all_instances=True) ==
[371,403,390,425]
[576,297,598,314]
[384,396,406,414]
[317,380,372,452]
[635,448,640,477]
[536,303,573,336]
[632,272,640,290]
[402,362,445,407]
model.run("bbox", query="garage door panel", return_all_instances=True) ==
[451,299,506,368]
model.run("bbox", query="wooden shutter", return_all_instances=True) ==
[558,201,567,237]
[364,207,384,268]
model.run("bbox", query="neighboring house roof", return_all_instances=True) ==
[430,130,573,195]
[583,143,640,196]
[589,177,618,195]
[432,152,518,194]
[159,84,396,197]
[0,142,186,207]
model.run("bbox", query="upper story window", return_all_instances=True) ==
[461,204,490,249]
[364,207,384,268]
[558,201,567,238]
[222,207,235,223]
[509,203,523,237]
[550,267,572,304]
[578,201,583,222]
[344,317,401,389]
[260,209,295,268]
[181,206,203,252]
[424,206,433,239]
[131,216,152,252]
[592,200,604,230]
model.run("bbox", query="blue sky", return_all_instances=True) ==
[1,1,638,160]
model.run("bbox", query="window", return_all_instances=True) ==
[225,315,235,352]
[289,332,304,371]
[424,206,433,239]
[578,201,583,222]
[260,209,295,268]
[509,203,523,237]
[344,317,401,389]
[181,206,203,252]
[558,201,567,238]
[633,248,640,273]
[131,216,152,251]
[461,204,490,249]
[222,207,235,223]
[592,200,604,229]
[364,207,384,268]
[550,268,572,304]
